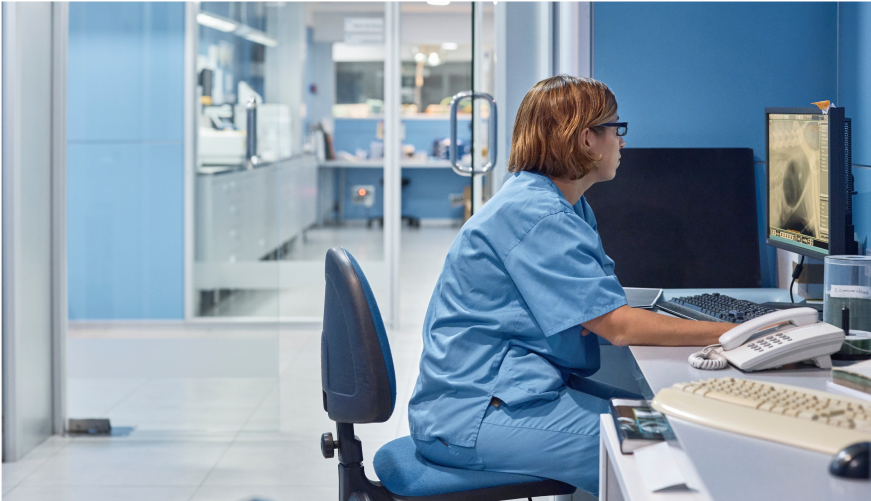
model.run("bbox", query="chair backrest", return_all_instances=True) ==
[321,247,396,423]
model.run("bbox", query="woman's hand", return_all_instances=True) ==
[581,305,732,347]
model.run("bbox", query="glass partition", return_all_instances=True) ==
[194,2,391,321]
[65,0,492,439]
[65,2,281,434]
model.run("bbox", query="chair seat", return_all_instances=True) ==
[373,436,574,500]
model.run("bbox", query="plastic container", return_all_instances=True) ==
[824,255,871,360]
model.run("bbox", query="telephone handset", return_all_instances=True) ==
[689,307,845,372]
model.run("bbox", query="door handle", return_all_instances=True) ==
[449,91,498,177]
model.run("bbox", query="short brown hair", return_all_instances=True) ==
[508,75,617,180]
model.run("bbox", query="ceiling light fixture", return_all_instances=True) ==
[196,12,238,33]
[440,42,459,51]
[197,12,278,47]
[239,28,278,48]
[428,52,441,66]
[414,52,426,63]
[426,0,451,6]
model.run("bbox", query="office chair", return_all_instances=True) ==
[320,247,577,501]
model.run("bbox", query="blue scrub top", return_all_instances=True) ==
[408,171,627,448]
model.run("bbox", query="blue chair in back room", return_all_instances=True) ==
[320,247,577,501]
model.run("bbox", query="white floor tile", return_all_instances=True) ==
[2,436,71,494]
[199,441,334,487]
[240,385,280,432]
[20,439,232,487]
[190,485,337,501]
[2,486,197,501]
[104,378,278,432]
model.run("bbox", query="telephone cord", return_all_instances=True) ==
[689,344,729,370]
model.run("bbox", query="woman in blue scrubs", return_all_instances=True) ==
[407,75,733,496]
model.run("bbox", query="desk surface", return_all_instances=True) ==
[632,288,870,501]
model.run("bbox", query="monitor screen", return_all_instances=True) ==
[767,112,830,255]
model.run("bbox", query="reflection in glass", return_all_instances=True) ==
[194,2,390,320]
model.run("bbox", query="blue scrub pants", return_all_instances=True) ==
[413,378,642,497]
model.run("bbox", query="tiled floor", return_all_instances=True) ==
[3,226,577,500]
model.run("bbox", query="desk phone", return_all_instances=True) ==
[689,308,845,371]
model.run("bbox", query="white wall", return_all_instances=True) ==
[2,1,66,462]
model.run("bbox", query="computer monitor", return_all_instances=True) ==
[765,107,857,260]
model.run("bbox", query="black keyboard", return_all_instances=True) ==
[656,293,776,323]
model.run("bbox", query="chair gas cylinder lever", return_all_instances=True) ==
[321,432,339,458]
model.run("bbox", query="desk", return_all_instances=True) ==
[600,288,871,501]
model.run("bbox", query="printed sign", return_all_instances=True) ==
[345,18,383,45]
[831,285,871,299]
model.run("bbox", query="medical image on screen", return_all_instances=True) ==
[768,118,822,242]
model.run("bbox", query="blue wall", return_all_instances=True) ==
[593,2,839,287]
[333,118,472,220]
[68,2,185,319]
[339,168,468,221]
[838,2,871,252]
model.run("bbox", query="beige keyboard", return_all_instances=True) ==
[650,377,871,454]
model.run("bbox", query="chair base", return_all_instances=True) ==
[338,462,575,501]
[388,478,576,501]
[339,463,393,501]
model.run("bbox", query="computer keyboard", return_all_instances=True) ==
[657,293,776,323]
[651,377,871,454]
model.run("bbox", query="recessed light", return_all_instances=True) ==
[197,13,238,33]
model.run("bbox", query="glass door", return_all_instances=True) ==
[65,1,398,437]
[392,2,495,331]
[471,2,498,213]
[192,2,394,324]
[65,2,286,435]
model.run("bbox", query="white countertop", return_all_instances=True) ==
[630,288,870,501]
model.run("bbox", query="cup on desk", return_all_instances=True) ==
[824,255,871,360]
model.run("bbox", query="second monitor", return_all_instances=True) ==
[765,106,858,260]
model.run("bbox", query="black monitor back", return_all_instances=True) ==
[584,148,761,289]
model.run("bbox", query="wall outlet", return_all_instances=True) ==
[351,185,376,208]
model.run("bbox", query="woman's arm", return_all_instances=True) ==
[581,305,732,347]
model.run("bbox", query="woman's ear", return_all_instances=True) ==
[578,127,594,152]
[579,127,604,162]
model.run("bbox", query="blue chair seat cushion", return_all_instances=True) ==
[373,436,553,497]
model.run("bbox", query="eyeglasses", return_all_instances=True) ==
[595,122,628,136]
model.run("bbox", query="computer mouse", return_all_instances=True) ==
[829,441,870,479]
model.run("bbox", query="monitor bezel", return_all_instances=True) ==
[764,106,848,261]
